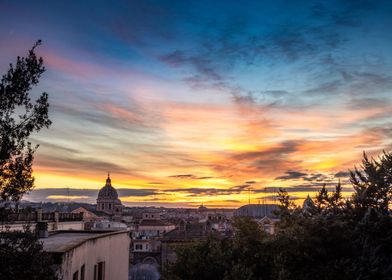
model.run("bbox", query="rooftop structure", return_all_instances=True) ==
[0,209,84,232]
[234,204,280,234]
[303,195,315,211]
[234,204,279,219]
[41,230,130,280]
[198,204,208,212]
[92,221,128,230]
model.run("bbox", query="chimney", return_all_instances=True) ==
[36,221,48,238]
[36,208,43,222]
[53,211,59,230]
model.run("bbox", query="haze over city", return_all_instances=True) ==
[1,0,392,207]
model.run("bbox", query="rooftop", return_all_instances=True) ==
[40,230,128,253]
[234,204,279,219]
[139,219,174,227]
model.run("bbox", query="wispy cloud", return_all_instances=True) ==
[275,171,308,180]
[166,184,251,197]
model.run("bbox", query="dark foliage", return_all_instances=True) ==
[166,217,272,280]
[0,40,51,202]
[0,42,57,280]
[167,152,392,280]
[0,227,57,280]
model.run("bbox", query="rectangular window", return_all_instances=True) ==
[73,270,78,280]
[98,261,105,280]
[80,264,85,280]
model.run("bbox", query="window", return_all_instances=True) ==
[94,262,105,280]
[108,204,111,210]
[80,265,85,280]
[102,203,105,210]
[98,262,105,280]
[135,244,143,250]
[73,270,78,280]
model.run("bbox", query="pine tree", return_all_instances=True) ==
[350,152,392,214]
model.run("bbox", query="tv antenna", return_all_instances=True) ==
[66,187,70,203]
[247,187,254,205]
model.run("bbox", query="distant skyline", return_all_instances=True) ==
[1,0,392,207]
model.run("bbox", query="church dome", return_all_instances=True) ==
[234,204,279,219]
[98,174,118,199]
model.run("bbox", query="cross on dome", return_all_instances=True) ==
[106,171,111,186]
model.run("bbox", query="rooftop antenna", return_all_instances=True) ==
[247,187,254,205]
[275,187,278,204]
[66,187,70,203]
[266,187,278,204]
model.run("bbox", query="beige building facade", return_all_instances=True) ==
[41,230,130,280]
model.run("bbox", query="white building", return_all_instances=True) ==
[132,237,161,253]
[41,230,130,280]
[92,220,128,231]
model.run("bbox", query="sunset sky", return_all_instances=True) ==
[1,0,392,207]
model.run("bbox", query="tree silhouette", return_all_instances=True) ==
[0,40,51,202]
[0,41,56,280]
[168,151,392,280]
[0,227,57,280]
[350,151,392,214]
